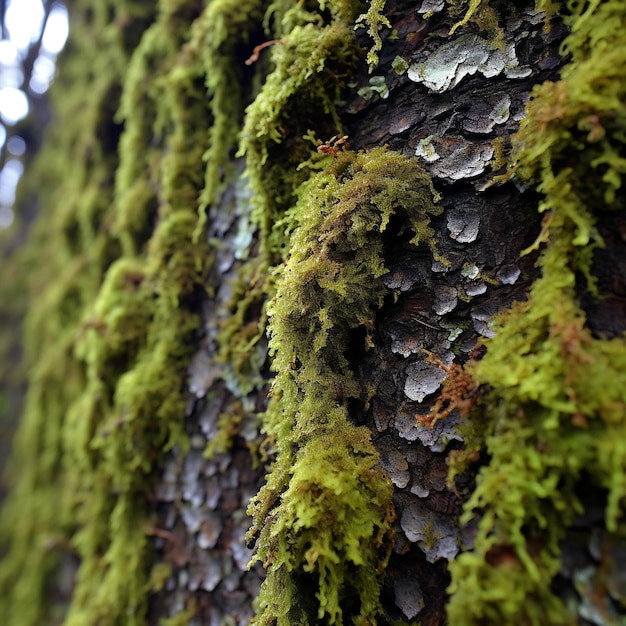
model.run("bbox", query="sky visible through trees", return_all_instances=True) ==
[0,0,68,228]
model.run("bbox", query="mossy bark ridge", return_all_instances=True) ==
[446,1,626,624]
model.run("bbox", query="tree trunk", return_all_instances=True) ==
[1,0,625,625]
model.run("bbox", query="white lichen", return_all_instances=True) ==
[400,500,460,562]
[407,35,530,93]
[404,359,448,402]
[447,206,481,242]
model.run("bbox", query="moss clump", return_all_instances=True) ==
[239,0,362,260]
[237,0,410,257]
[446,1,626,623]
[219,0,393,402]
[247,147,441,625]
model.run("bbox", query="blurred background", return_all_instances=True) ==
[0,0,68,501]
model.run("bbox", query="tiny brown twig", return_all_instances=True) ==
[245,39,283,66]
[316,135,350,158]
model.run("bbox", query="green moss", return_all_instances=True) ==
[209,0,369,408]
[446,1,626,623]
[239,0,362,259]
[190,0,266,231]
[59,2,215,617]
[217,0,373,408]
[220,0,421,408]
[354,0,391,70]
[0,3,138,623]
[248,147,441,625]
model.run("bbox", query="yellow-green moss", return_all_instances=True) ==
[446,1,626,623]
[218,0,383,400]
[213,0,366,402]
[191,0,266,230]
[354,0,391,70]
[239,0,362,259]
[247,147,441,625]
[0,3,140,623]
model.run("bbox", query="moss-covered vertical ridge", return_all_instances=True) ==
[42,2,220,623]
[186,0,270,399]
[238,0,363,259]
[0,2,149,624]
[217,0,371,401]
[219,0,384,404]
[446,0,626,623]
[247,148,442,625]
[192,0,266,226]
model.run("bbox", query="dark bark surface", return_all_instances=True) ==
[145,2,572,623]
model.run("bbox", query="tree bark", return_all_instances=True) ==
[1,0,625,625]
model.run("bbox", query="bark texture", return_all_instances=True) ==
[0,0,625,625]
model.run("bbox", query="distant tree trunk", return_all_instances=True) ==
[1,1,625,625]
